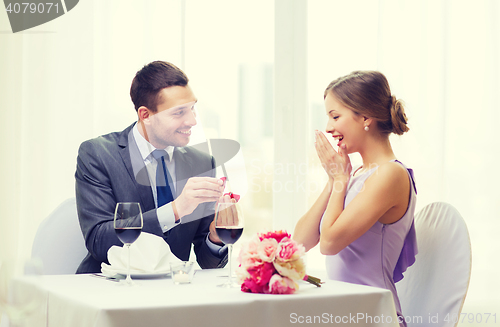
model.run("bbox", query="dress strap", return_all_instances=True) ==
[393,159,417,194]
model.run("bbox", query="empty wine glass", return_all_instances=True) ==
[215,196,244,288]
[114,202,143,286]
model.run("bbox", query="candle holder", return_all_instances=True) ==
[170,261,194,284]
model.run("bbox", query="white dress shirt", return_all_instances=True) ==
[132,123,178,232]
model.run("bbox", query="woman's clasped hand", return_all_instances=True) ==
[314,130,351,181]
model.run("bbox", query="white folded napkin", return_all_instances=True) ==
[101,232,181,276]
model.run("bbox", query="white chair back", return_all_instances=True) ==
[31,198,87,274]
[396,202,471,327]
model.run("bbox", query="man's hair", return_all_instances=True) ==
[130,61,189,112]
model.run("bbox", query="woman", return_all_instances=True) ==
[293,71,417,326]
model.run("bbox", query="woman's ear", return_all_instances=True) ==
[363,116,373,128]
[137,106,151,123]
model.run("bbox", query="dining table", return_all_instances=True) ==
[10,268,400,327]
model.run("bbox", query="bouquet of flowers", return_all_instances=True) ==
[236,230,322,294]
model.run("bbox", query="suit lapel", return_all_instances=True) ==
[173,148,192,198]
[118,123,155,211]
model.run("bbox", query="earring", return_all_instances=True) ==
[364,126,370,131]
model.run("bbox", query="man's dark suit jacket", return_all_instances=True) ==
[75,123,227,273]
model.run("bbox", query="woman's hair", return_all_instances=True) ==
[324,71,409,135]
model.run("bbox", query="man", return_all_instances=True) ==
[75,61,228,273]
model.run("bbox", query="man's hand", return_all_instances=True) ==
[215,194,239,226]
[208,219,223,245]
[173,177,224,220]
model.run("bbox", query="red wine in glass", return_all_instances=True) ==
[115,228,141,244]
[215,227,243,245]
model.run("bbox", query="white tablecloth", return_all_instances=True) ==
[12,269,399,327]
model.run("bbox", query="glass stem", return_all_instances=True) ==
[126,244,131,284]
[228,244,233,284]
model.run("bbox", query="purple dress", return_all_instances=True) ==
[322,160,417,325]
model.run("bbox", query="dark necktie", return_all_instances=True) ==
[152,150,174,207]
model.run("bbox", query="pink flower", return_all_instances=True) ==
[251,262,276,287]
[257,238,278,262]
[241,262,276,293]
[238,230,321,294]
[238,237,261,269]
[273,258,306,281]
[241,277,265,293]
[259,230,290,243]
[276,238,305,262]
[268,274,299,294]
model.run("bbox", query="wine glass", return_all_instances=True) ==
[114,202,143,286]
[215,196,244,288]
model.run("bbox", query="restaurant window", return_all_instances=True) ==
[184,0,275,242]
